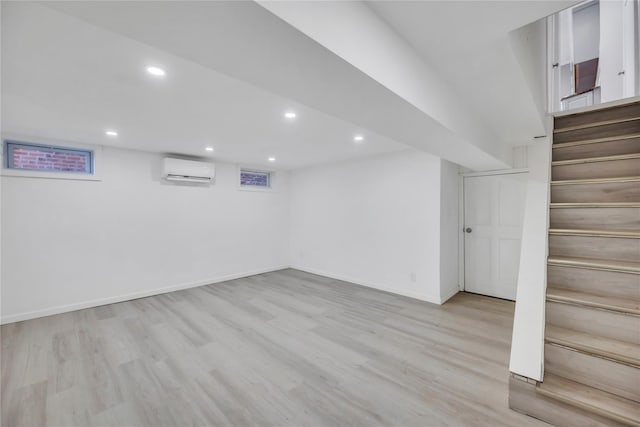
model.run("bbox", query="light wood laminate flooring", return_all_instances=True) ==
[1,269,545,426]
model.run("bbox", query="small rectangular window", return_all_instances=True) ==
[4,140,94,174]
[240,169,271,188]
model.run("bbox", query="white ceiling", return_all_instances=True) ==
[2,1,577,171]
[1,2,406,170]
[368,1,577,145]
[369,1,576,61]
[35,0,508,170]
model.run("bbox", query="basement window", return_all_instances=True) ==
[240,169,271,188]
[4,140,94,174]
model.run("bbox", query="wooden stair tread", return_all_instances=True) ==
[550,202,640,208]
[536,374,640,426]
[552,133,640,148]
[547,288,640,315]
[547,256,640,274]
[552,153,640,166]
[554,116,640,134]
[551,176,640,185]
[549,229,640,238]
[546,325,640,367]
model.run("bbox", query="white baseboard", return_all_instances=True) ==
[2,265,456,324]
[0,265,289,325]
[290,265,443,305]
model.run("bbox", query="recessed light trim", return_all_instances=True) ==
[105,130,118,137]
[353,135,364,142]
[205,147,214,152]
[284,112,297,119]
[146,66,166,77]
[268,157,276,162]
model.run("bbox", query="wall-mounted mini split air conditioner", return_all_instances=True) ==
[162,157,215,184]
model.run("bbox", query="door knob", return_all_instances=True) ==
[465,227,472,233]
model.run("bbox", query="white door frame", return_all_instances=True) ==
[458,168,529,294]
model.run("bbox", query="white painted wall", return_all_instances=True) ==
[289,149,459,304]
[0,6,3,321]
[509,19,549,122]
[2,142,465,324]
[439,160,460,302]
[637,0,640,92]
[598,0,639,101]
[621,0,639,98]
[0,145,290,323]
[509,140,551,381]
[0,174,3,317]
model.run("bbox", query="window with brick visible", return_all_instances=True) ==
[4,141,93,174]
[240,169,271,188]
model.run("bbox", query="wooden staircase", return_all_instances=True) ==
[536,100,640,426]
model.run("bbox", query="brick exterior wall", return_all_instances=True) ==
[240,170,270,187]
[11,147,89,173]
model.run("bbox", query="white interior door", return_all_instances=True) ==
[464,173,527,300]
[600,0,625,103]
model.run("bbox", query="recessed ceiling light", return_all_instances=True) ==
[205,147,214,152]
[105,130,118,137]
[284,112,297,119]
[146,66,166,77]
[354,135,364,142]
[268,157,276,162]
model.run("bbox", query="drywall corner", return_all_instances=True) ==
[439,158,460,302]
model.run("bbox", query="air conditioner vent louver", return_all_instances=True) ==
[162,158,215,184]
